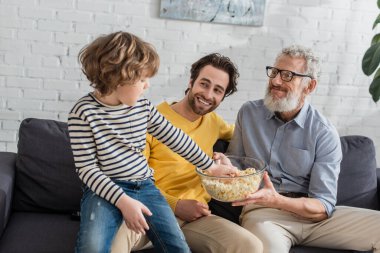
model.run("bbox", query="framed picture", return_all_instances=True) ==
[160,0,266,27]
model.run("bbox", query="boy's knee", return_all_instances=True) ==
[76,238,109,253]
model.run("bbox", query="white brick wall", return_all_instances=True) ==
[1,0,379,164]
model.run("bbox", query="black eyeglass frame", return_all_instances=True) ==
[266,66,313,82]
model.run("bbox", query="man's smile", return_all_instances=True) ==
[270,86,287,97]
[196,96,212,106]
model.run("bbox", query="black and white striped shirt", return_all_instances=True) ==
[68,93,213,205]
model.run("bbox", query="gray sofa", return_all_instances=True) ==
[0,118,379,253]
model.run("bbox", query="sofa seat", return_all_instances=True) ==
[0,212,79,253]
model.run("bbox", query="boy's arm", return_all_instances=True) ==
[146,102,213,170]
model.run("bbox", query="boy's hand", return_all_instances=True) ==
[206,162,238,177]
[213,152,233,166]
[116,195,152,235]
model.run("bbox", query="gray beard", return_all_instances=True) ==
[263,87,300,113]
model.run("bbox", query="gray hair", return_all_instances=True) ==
[276,45,320,80]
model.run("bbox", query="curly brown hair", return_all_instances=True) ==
[78,31,159,95]
[188,53,239,98]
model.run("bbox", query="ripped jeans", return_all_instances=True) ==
[75,179,190,253]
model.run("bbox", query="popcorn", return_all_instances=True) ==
[199,168,263,202]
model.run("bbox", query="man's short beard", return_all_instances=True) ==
[263,87,301,113]
[188,91,217,116]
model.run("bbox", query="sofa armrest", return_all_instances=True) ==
[0,152,17,236]
[377,168,380,208]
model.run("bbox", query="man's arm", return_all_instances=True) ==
[308,128,342,217]
[153,180,211,222]
[233,172,328,221]
[175,199,211,222]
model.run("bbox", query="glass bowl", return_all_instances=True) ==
[196,156,267,202]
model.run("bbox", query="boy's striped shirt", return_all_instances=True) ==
[68,93,213,205]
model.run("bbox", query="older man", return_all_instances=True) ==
[227,45,380,252]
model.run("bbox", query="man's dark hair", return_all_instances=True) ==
[186,53,239,97]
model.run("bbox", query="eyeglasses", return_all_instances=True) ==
[266,66,313,82]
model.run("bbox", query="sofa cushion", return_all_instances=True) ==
[337,135,379,210]
[13,118,82,213]
[0,212,79,253]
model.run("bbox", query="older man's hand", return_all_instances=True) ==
[232,171,280,207]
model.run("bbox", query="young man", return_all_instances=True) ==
[228,45,380,252]
[111,53,263,253]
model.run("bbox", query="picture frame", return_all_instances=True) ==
[160,0,266,27]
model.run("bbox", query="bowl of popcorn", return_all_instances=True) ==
[196,156,267,202]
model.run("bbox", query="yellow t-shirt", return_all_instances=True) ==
[145,101,234,211]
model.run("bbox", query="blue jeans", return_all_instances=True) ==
[75,179,190,253]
